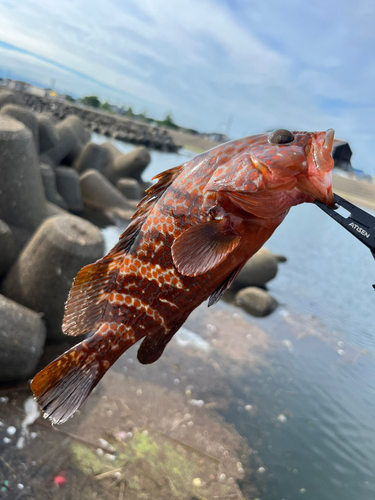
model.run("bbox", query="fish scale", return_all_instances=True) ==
[31,128,335,424]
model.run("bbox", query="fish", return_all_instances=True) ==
[31,128,335,424]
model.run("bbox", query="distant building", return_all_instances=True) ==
[332,140,353,172]
[9,80,27,92]
[25,85,46,97]
[44,88,58,97]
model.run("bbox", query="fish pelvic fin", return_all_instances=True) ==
[30,340,106,424]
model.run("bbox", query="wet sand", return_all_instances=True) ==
[0,301,270,500]
[332,173,375,210]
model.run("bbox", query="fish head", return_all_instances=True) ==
[205,129,335,217]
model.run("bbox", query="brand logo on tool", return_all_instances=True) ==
[349,222,370,238]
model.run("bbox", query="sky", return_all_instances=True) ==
[0,0,375,172]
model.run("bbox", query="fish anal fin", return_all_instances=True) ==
[137,330,176,365]
[208,262,245,307]
[171,219,241,276]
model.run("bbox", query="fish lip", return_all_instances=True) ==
[323,128,335,153]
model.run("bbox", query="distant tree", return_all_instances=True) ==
[65,95,75,102]
[127,106,134,118]
[82,95,101,108]
[101,101,112,112]
[158,113,179,130]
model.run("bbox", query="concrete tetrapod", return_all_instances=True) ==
[0,220,15,277]
[1,214,104,343]
[0,103,39,153]
[0,294,46,381]
[0,115,49,232]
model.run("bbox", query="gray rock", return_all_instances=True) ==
[74,141,109,173]
[0,104,39,153]
[0,90,18,109]
[235,287,278,317]
[80,169,136,214]
[55,166,83,213]
[233,248,279,289]
[116,178,141,200]
[0,220,15,277]
[0,115,49,232]
[0,295,46,381]
[1,214,104,343]
[40,163,69,210]
[37,112,59,154]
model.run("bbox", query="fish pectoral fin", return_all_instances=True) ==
[208,261,245,306]
[171,219,241,277]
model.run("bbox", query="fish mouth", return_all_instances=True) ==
[301,129,335,206]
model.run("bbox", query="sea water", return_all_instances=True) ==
[96,135,375,500]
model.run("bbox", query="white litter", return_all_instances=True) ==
[16,397,41,449]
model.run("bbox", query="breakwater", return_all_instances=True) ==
[18,91,180,152]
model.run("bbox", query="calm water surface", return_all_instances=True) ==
[98,137,375,500]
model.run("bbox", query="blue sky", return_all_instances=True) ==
[0,0,375,172]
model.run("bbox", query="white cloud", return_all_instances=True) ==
[0,0,374,172]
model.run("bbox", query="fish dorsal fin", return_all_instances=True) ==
[171,218,241,277]
[131,165,183,220]
[204,153,264,194]
[63,215,145,336]
[208,261,245,306]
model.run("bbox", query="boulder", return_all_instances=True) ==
[37,112,60,154]
[235,287,278,317]
[0,295,46,381]
[74,141,109,173]
[0,220,15,277]
[55,166,83,213]
[0,115,49,232]
[0,104,39,152]
[1,214,104,343]
[116,178,141,200]
[0,90,18,109]
[39,163,69,210]
[80,169,136,215]
[233,248,279,289]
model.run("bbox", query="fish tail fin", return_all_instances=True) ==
[31,337,114,425]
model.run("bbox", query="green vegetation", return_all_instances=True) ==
[79,95,199,134]
[81,95,101,108]
[70,430,221,499]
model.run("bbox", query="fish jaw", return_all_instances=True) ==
[296,129,335,206]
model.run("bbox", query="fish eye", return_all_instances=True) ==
[268,129,295,145]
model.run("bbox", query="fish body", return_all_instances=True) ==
[31,128,335,424]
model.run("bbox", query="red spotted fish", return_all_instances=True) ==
[31,128,335,424]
